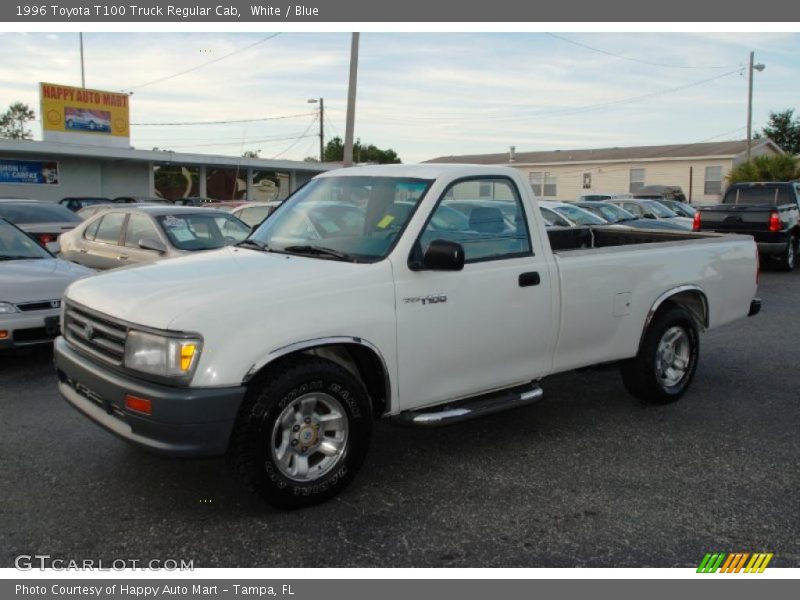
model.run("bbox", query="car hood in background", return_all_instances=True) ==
[0,258,94,304]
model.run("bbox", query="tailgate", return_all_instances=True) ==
[698,205,774,233]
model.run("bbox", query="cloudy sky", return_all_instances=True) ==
[1,31,798,162]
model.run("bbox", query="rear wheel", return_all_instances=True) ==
[778,236,796,271]
[229,356,372,509]
[621,304,699,404]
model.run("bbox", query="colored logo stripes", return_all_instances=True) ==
[697,552,773,573]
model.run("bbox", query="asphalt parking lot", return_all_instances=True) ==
[1,268,798,569]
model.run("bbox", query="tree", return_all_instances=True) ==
[241,150,261,158]
[323,136,401,164]
[0,102,35,139]
[727,154,799,184]
[756,109,800,155]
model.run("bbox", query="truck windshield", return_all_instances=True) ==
[249,176,433,262]
[723,187,791,205]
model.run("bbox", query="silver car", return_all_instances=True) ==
[229,201,283,229]
[59,205,251,270]
[0,218,93,350]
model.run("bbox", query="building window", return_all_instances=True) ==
[529,172,557,197]
[629,168,645,193]
[704,166,723,195]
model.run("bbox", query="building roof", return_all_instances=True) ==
[426,139,783,166]
[0,138,334,173]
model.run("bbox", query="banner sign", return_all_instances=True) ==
[39,82,130,147]
[4,1,800,21]
[0,159,59,185]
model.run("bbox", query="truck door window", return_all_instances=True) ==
[423,177,532,263]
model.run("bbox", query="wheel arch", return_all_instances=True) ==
[242,337,392,419]
[639,285,708,351]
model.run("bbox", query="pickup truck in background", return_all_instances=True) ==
[693,181,800,271]
[54,164,762,508]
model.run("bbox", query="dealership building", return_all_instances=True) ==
[427,139,785,204]
[0,138,332,203]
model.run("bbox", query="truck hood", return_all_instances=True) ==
[0,258,93,304]
[64,247,369,330]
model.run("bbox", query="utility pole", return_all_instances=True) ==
[307,97,324,162]
[79,33,86,87]
[343,33,360,167]
[746,51,766,162]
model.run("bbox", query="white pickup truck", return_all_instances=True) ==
[54,164,761,508]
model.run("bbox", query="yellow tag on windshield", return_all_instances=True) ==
[377,215,395,229]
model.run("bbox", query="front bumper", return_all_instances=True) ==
[0,309,60,349]
[53,336,246,457]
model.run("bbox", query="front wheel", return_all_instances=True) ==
[621,304,699,404]
[229,356,372,509]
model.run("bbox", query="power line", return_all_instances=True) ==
[326,68,743,124]
[151,134,318,150]
[131,111,315,126]
[270,116,319,159]
[123,33,282,92]
[545,33,740,70]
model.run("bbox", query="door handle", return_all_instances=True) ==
[117,255,129,261]
[79,249,88,253]
[519,272,540,287]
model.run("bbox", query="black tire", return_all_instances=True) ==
[778,236,796,271]
[229,356,372,509]
[620,303,699,404]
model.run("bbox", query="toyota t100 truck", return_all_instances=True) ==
[54,164,761,508]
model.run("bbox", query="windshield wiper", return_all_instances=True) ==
[283,245,357,262]
[0,255,44,261]
[235,239,272,252]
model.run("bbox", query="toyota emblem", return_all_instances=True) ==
[83,323,95,339]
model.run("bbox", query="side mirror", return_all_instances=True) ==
[138,237,167,254]
[419,239,465,271]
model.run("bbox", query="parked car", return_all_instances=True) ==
[0,218,93,350]
[574,201,689,231]
[538,200,608,226]
[60,197,113,212]
[539,206,572,228]
[607,198,693,230]
[59,205,251,270]
[694,181,800,270]
[577,193,633,201]
[229,201,283,229]
[0,199,83,251]
[635,185,688,203]
[113,196,172,205]
[655,198,697,218]
[54,164,761,509]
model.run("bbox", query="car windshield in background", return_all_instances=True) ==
[156,213,250,251]
[589,203,635,222]
[724,187,792,205]
[643,200,678,218]
[0,202,82,224]
[250,176,432,262]
[553,205,607,226]
[0,220,51,259]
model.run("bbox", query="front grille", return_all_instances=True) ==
[63,302,128,366]
[16,299,61,312]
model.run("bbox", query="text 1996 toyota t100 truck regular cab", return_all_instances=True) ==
[54,164,762,508]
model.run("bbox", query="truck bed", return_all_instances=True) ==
[547,226,718,252]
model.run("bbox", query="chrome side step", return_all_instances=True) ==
[392,384,544,428]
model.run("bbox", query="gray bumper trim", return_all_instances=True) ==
[54,336,246,457]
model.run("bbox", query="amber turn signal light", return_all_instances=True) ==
[124,394,152,415]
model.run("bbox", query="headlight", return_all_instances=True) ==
[124,330,202,378]
[0,302,19,314]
